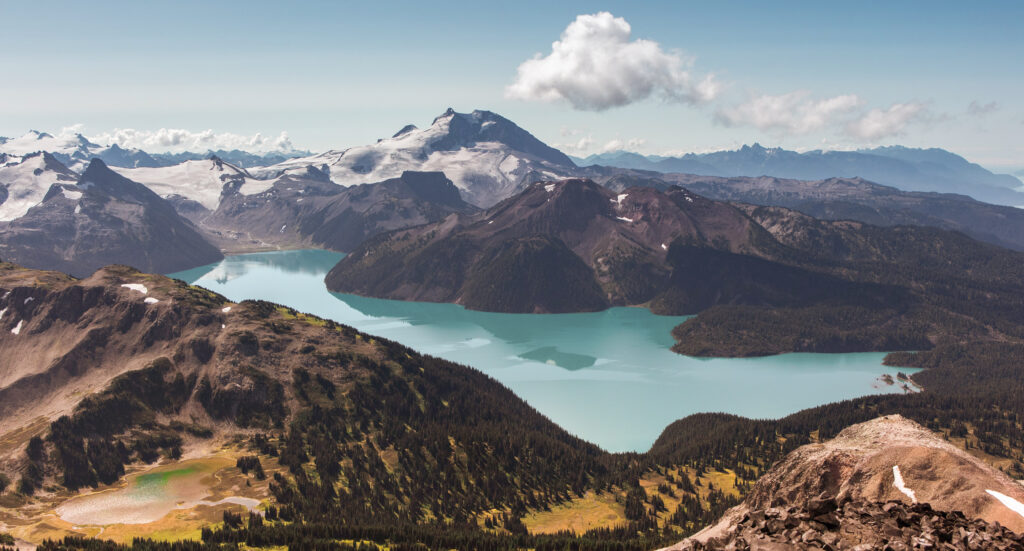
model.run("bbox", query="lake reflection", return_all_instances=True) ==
[171,250,917,453]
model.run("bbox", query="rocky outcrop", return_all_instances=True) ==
[661,416,1024,550]
[665,498,1024,551]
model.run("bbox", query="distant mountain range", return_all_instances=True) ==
[0,151,477,274]
[0,130,307,171]
[660,173,1024,251]
[574,144,1024,207]
[3,109,1024,280]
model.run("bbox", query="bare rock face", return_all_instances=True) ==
[661,416,1024,550]
[666,498,1024,551]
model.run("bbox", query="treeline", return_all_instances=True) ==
[40,358,193,491]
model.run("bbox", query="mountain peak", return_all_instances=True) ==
[82,157,109,174]
[422,108,575,169]
[392,124,418,138]
[432,107,458,125]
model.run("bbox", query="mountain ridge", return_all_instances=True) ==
[326,178,1024,356]
[576,144,1024,206]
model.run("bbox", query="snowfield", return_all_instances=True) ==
[253,110,575,206]
[0,154,77,221]
[114,159,272,211]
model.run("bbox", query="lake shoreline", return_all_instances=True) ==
[169,249,920,453]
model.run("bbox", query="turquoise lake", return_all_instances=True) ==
[169,249,917,453]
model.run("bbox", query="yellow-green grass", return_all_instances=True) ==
[523,490,625,535]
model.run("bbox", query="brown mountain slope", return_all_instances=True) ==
[197,169,478,253]
[325,178,888,314]
[661,415,1024,550]
[667,173,1024,252]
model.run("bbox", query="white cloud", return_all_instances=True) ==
[714,91,863,134]
[967,100,999,117]
[555,134,596,153]
[845,102,929,141]
[601,138,647,152]
[506,12,719,111]
[87,127,295,153]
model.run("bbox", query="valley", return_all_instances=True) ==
[170,249,916,453]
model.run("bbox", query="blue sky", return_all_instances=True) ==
[2,1,1022,170]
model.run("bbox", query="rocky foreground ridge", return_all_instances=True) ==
[666,498,1023,551]
[661,416,1024,550]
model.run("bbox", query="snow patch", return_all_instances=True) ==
[114,159,271,211]
[544,183,555,193]
[616,216,633,223]
[892,466,917,503]
[11,320,23,335]
[144,297,159,304]
[0,307,6,320]
[0,154,77,221]
[686,196,694,203]
[661,243,667,250]
[62,189,83,201]
[74,204,81,214]
[986,490,1024,520]
[24,297,33,304]
[121,283,148,295]
[222,306,232,313]
[280,225,287,233]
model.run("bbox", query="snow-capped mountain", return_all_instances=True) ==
[113,156,273,212]
[0,130,306,172]
[256,109,578,207]
[0,130,161,171]
[0,159,222,276]
[0,152,79,221]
